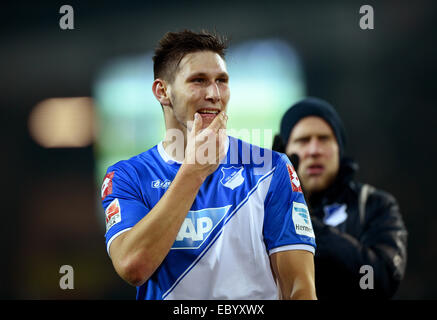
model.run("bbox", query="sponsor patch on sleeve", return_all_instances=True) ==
[101,171,114,201]
[292,201,315,238]
[286,164,302,193]
[105,198,121,232]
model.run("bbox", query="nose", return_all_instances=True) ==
[306,138,323,157]
[205,82,221,104]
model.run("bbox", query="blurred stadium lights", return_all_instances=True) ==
[28,97,95,148]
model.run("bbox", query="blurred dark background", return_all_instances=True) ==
[0,0,435,299]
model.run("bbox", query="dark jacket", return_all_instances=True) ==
[308,158,408,299]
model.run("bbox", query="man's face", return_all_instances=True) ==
[285,116,340,195]
[166,50,230,131]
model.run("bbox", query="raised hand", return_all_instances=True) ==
[183,111,228,181]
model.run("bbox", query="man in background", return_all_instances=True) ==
[273,97,407,299]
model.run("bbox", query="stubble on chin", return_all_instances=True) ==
[302,172,337,196]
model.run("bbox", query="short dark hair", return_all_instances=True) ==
[153,29,228,82]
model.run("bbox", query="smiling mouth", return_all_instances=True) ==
[196,109,221,122]
[197,108,220,115]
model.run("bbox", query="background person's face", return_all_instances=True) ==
[285,116,340,195]
[167,50,230,131]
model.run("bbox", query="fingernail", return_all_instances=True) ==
[195,113,200,120]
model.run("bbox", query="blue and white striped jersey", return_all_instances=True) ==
[101,136,316,300]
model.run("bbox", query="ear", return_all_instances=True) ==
[152,79,171,107]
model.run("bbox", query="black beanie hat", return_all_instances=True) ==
[279,97,347,158]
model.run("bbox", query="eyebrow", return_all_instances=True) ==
[186,72,229,79]
[292,133,333,141]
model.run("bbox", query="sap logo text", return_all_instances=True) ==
[177,217,212,241]
[172,206,231,249]
[151,179,171,189]
[218,305,264,315]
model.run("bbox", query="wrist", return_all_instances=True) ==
[177,164,206,188]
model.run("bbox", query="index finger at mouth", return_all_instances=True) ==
[207,111,226,133]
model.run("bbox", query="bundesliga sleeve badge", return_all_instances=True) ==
[101,171,114,200]
[286,164,302,193]
[105,198,121,232]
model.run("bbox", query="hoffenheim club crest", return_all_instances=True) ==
[220,166,245,190]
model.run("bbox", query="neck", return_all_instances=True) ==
[304,178,336,210]
[162,128,188,163]
[161,107,188,163]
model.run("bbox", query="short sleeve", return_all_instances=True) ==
[263,154,316,255]
[101,163,150,256]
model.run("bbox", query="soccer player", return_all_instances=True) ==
[101,30,316,300]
